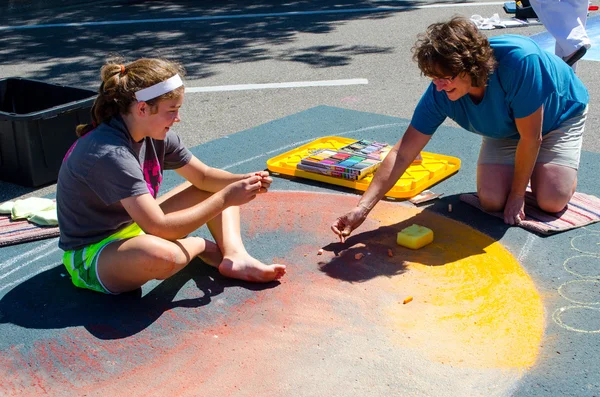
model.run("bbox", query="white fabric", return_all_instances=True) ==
[528,0,591,64]
[470,14,540,30]
[470,14,507,30]
[135,74,183,102]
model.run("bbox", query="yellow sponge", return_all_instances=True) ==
[396,224,433,249]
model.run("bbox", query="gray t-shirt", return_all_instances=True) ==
[57,116,192,251]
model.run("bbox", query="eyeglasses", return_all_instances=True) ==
[430,75,457,85]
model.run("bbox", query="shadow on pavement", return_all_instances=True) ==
[0,0,424,87]
[0,258,279,340]
[319,196,512,282]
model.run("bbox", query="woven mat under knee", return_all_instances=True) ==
[459,191,600,235]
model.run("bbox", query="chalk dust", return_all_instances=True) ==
[1,191,543,397]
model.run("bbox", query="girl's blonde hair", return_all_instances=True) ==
[76,58,185,137]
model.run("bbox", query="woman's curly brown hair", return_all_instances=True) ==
[412,16,497,87]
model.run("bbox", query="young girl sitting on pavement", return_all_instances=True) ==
[57,58,286,294]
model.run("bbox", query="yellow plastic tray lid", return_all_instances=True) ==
[266,136,461,199]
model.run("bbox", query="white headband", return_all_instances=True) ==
[135,74,183,102]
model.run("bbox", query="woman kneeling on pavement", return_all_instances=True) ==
[332,16,589,242]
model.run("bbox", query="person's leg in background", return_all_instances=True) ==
[528,0,592,71]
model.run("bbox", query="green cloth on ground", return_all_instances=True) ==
[0,201,14,214]
[11,197,55,220]
[27,207,58,226]
[1,198,58,226]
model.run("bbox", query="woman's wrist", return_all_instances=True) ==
[508,184,527,199]
[356,202,373,218]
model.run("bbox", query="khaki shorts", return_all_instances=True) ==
[478,106,587,170]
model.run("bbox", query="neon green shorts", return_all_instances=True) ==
[62,223,145,294]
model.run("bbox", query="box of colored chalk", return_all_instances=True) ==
[338,139,392,160]
[299,148,382,180]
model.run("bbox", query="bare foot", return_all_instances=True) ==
[218,253,286,282]
[197,239,223,268]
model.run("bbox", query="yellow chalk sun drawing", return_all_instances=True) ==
[370,205,544,369]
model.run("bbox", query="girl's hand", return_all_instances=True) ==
[249,171,272,193]
[223,175,262,207]
[503,194,526,225]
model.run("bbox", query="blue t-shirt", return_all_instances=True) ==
[411,35,589,139]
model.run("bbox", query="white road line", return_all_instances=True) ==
[0,3,506,31]
[0,239,58,271]
[185,79,368,93]
[0,262,61,293]
[223,154,267,171]
[0,246,60,281]
[517,234,537,263]
[222,122,403,170]
[265,123,403,155]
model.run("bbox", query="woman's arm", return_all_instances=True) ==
[358,125,430,212]
[505,105,543,224]
[331,125,431,242]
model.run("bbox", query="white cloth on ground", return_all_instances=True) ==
[470,14,541,30]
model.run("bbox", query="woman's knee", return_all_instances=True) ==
[536,192,571,213]
[532,169,576,213]
[477,189,507,213]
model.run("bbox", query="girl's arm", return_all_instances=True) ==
[177,155,272,194]
[176,156,248,192]
[121,173,263,240]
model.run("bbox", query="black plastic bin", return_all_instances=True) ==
[0,78,96,187]
[515,0,538,20]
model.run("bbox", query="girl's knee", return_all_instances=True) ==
[142,238,188,279]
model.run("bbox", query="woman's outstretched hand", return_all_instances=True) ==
[331,207,369,243]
